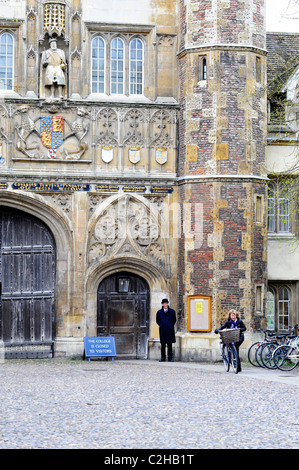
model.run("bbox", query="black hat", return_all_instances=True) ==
[161,298,169,304]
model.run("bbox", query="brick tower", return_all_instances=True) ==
[178,0,267,341]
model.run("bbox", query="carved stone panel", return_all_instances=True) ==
[13,104,91,160]
[88,195,168,271]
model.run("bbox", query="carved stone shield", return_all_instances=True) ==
[41,115,64,150]
[129,147,140,164]
[102,146,113,163]
[155,147,167,165]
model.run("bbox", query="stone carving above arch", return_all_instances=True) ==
[0,190,73,254]
[43,193,72,219]
[88,195,168,273]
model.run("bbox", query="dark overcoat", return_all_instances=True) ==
[156,307,176,344]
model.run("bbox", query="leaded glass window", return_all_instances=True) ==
[111,37,124,94]
[0,33,13,91]
[130,38,143,95]
[91,37,105,94]
[278,286,290,330]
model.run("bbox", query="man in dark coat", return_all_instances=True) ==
[156,298,176,362]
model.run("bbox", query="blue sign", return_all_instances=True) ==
[84,336,116,360]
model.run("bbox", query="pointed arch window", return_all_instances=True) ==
[111,37,124,94]
[90,34,146,97]
[0,33,13,90]
[202,57,207,80]
[130,38,143,95]
[91,36,105,94]
[267,285,291,331]
[198,55,207,81]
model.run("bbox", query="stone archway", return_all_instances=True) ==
[97,271,150,359]
[0,206,56,358]
[85,193,173,357]
[0,192,74,358]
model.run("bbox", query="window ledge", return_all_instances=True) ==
[0,90,21,98]
[268,232,296,240]
[86,93,152,104]
[85,94,179,106]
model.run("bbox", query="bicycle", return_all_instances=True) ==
[273,333,299,371]
[217,328,240,374]
[261,325,299,369]
[259,332,290,369]
[247,329,277,367]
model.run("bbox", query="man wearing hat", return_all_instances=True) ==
[156,298,176,362]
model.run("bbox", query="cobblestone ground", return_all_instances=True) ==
[0,358,298,449]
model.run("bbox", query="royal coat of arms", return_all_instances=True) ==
[129,147,140,164]
[155,147,167,165]
[41,115,64,158]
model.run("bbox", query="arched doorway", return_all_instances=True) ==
[0,207,56,358]
[97,272,150,359]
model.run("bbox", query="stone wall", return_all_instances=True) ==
[177,0,268,348]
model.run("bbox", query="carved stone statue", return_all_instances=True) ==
[15,105,40,158]
[41,38,66,99]
[64,107,89,160]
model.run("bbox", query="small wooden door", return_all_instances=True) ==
[97,272,150,359]
[0,207,56,358]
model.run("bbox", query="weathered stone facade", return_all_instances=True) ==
[176,0,268,359]
[0,0,269,360]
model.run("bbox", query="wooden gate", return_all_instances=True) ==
[97,272,150,359]
[0,207,56,358]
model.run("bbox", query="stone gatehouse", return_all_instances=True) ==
[0,0,295,361]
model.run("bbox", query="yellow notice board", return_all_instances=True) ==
[188,295,211,332]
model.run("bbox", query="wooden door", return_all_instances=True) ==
[0,207,56,358]
[97,272,150,359]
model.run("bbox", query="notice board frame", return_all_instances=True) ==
[188,295,211,332]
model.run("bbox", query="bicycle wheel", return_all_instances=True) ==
[277,347,299,371]
[230,344,239,374]
[255,343,266,367]
[248,342,261,367]
[273,345,289,368]
[260,343,278,369]
[221,343,230,372]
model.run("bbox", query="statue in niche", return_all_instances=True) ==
[41,38,66,99]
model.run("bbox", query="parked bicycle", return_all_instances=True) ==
[257,332,290,369]
[272,333,299,371]
[247,329,277,367]
[247,325,299,371]
[216,328,240,374]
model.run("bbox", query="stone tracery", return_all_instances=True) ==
[88,196,167,270]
